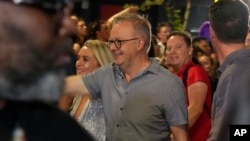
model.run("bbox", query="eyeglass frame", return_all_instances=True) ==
[107,38,139,49]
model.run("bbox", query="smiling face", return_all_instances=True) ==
[198,55,213,74]
[165,35,193,71]
[109,21,139,68]
[75,46,100,75]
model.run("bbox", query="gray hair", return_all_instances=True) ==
[112,13,152,52]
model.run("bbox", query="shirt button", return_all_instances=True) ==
[116,124,120,127]
[120,108,123,111]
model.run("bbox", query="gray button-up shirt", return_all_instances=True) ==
[83,59,188,141]
[208,49,250,141]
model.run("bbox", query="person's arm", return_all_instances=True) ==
[72,43,81,55]
[187,81,208,128]
[63,75,90,96]
[58,95,74,111]
[170,124,189,141]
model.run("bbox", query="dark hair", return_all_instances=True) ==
[209,0,249,43]
[148,35,158,57]
[192,37,208,45]
[193,46,206,57]
[167,31,192,47]
[156,22,172,33]
[87,20,106,40]
[167,31,202,65]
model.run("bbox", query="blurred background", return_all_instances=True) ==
[74,0,250,37]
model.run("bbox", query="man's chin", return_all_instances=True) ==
[114,59,122,66]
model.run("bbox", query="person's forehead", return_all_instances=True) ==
[79,46,95,56]
[169,35,185,41]
[78,21,85,25]
[161,26,170,30]
[112,21,134,31]
[110,22,134,36]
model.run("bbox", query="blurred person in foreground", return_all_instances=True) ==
[0,0,94,141]
[208,0,250,140]
[64,13,189,141]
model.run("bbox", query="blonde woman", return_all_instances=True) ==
[59,40,113,141]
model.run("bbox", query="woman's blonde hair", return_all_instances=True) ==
[83,39,113,66]
[67,40,113,112]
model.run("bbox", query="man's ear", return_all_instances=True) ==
[246,26,250,38]
[189,46,193,56]
[210,26,215,41]
[136,39,145,51]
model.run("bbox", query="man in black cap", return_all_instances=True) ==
[0,0,94,140]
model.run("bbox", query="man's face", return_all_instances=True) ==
[0,2,76,101]
[165,35,192,71]
[109,21,139,69]
[2,2,75,71]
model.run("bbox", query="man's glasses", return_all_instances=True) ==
[107,38,139,49]
[1,0,79,14]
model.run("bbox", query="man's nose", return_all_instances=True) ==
[168,47,176,53]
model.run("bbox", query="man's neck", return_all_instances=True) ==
[216,42,245,65]
[122,57,151,83]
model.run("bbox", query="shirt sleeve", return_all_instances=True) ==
[83,66,109,99]
[163,77,188,126]
[187,65,210,86]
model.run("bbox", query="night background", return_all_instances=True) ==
[74,0,214,36]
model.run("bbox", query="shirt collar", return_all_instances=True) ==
[113,58,160,77]
[177,61,193,77]
[217,48,250,78]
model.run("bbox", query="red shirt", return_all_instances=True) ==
[177,62,212,141]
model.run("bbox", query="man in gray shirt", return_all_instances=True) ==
[208,0,250,140]
[65,13,189,141]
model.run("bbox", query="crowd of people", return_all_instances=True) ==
[0,0,250,141]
